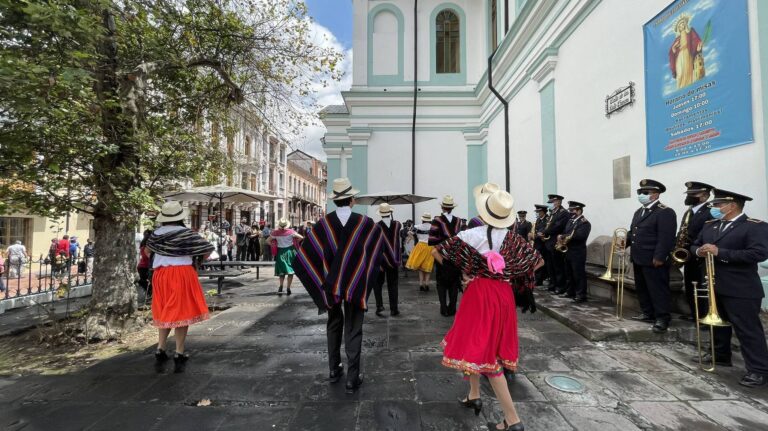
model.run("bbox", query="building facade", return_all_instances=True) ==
[286,150,327,226]
[323,0,768,239]
[186,104,289,230]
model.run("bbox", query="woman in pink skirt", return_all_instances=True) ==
[432,190,542,431]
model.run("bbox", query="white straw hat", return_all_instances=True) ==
[473,182,501,199]
[476,190,516,228]
[377,203,394,217]
[278,218,289,228]
[331,177,360,201]
[440,195,457,208]
[421,212,433,222]
[156,201,188,223]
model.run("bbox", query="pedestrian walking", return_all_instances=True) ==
[146,201,214,374]
[69,236,81,261]
[406,213,435,291]
[83,238,95,278]
[235,218,250,262]
[294,178,385,394]
[248,224,261,261]
[269,219,304,295]
[432,189,542,431]
[225,233,234,261]
[373,203,402,317]
[6,240,28,278]
[429,195,467,316]
[261,224,273,261]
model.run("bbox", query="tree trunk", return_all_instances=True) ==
[87,215,138,339]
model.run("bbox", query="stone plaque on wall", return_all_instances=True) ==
[613,156,631,199]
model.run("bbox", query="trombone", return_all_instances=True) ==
[695,252,730,372]
[599,228,628,319]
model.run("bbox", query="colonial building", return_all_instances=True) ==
[186,104,289,230]
[322,0,768,239]
[286,149,327,226]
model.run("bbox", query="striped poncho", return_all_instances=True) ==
[294,211,385,312]
[378,219,402,268]
[147,227,215,257]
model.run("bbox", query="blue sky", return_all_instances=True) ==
[305,0,353,48]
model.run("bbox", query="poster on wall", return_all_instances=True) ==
[643,0,753,166]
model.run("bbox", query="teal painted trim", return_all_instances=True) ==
[326,158,341,211]
[539,81,557,199]
[430,3,467,85]
[759,0,768,295]
[515,0,526,15]
[551,0,602,48]
[343,90,475,98]
[466,143,488,218]
[367,3,406,86]
[348,147,368,214]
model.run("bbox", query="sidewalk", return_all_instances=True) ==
[2,270,768,430]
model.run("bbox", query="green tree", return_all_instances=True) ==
[0,0,341,336]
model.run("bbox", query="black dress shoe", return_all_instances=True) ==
[375,307,385,317]
[173,353,189,374]
[678,315,694,321]
[487,419,524,431]
[630,313,654,322]
[740,372,767,388]
[652,320,669,333]
[390,309,400,317]
[329,365,344,383]
[345,376,363,393]
[553,288,567,295]
[558,292,575,298]
[690,353,732,367]
[154,349,169,373]
[572,297,587,303]
[457,397,483,416]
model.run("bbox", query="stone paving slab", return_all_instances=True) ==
[555,405,643,431]
[631,401,726,431]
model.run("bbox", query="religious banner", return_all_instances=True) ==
[643,0,753,166]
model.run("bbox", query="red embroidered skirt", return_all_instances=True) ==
[441,277,518,376]
[152,265,210,328]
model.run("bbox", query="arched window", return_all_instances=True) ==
[436,10,460,74]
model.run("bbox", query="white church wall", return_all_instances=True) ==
[412,130,470,219]
[372,10,399,76]
[508,80,545,211]
[366,130,414,221]
[552,0,767,237]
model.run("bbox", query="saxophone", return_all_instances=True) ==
[556,219,578,253]
[671,208,692,264]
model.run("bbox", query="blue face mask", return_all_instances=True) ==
[710,207,725,220]
[547,202,555,210]
[637,194,652,205]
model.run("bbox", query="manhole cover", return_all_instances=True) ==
[544,375,585,393]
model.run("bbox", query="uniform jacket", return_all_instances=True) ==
[294,211,385,311]
[627,201,677,266]
[428,214,466,246]
[690,214,768,299]
[533,216,548,251]
[543,207,570,250]
[516,220,532,239]
[378,219,402,269]
[562,216,592,254]
[684,204,714,244]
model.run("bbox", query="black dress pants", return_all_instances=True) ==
[565,249,587,299]
[236,244,248,261]
[683,258,706,319]
[632,263,671,322]
[714,296,768,375]
[327,301,365,383]
[374,266,399,312]
[435,262,461,314]
[546,247,567,291]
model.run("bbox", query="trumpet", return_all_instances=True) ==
[599,228,628,319]
[695,252,730,372]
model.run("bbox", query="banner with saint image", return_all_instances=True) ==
[643,0,753,165]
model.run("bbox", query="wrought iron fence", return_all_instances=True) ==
[1,254,93,301]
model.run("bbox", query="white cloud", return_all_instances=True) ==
[290,20,353,161]
[660,0,715,38]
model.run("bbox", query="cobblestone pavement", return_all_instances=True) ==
[2,270,768,430]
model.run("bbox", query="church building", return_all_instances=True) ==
[321,0,768,237]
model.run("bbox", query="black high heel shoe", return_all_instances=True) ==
[457,397,482,416]
[486,419,524,431]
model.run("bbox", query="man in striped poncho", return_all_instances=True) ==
[294,178,385,394]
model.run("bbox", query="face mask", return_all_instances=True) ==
[547,202,555,210]
[709,207,725,220]
[684,195,699,206]
[637,194,652,205]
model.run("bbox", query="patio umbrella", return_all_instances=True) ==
[354,191,435,206]
[163,185,278,266]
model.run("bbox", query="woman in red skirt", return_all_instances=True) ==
[432,190,542,431]
[147,201,214,373]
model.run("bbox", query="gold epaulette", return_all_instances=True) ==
[748,218,764,223]
[658,203,668,209]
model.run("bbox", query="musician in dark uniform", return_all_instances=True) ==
[678,181,714,321]
[558,201,592,303]
[626,179,677,333]
[690,189,768,387]
[533,204,549,286]
[515,211,532,239]
[429,195,467,316]
[539,194,569,294]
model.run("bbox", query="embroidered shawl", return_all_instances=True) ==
[436,230,540,292]
[378,220,402,268]
[147,227,215,257]
[428,214,466,246]
[295,212,384,311]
